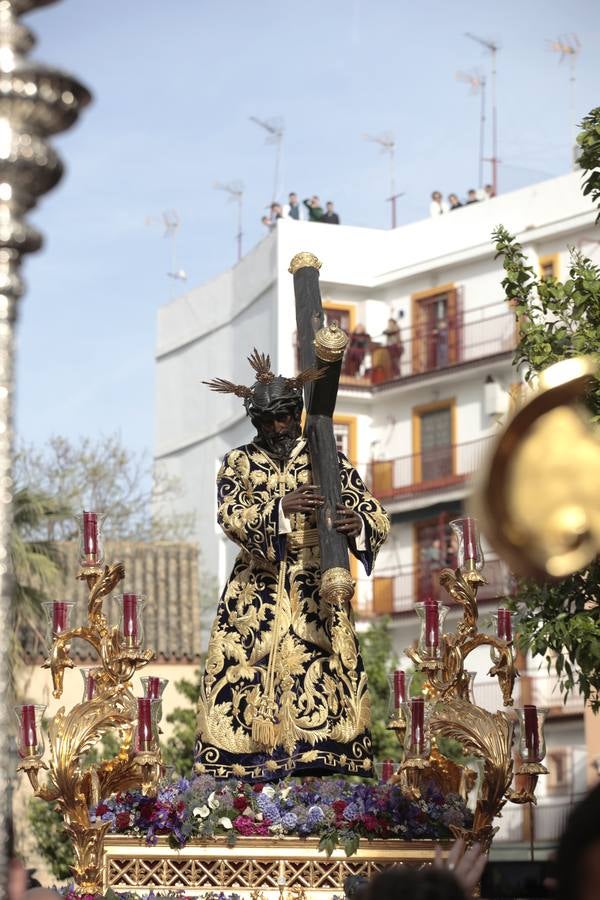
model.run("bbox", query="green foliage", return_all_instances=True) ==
[27,797,74,881]
[578,107,600,223]
[15,433,194,542]
[492,107,600,711]
[163,670,202,775]
[11,487,69,670]
[28,733,120,881]
[360,617,399,761]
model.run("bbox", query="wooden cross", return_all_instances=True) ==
[289,252,355,605]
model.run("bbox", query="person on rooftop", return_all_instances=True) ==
[429,190,448,216]
[466,189,479,205]
[303,195,323,222]
[448,193,463,211]
[321,201,340,224]
[283,192,301,220]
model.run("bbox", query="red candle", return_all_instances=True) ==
[52,602,68,635]
[411,697,425,754]
[123,593,138,644]
[497,608,512,642]
[146,677,161,700]
[82,510,98,557]
[381,759,395,782]
[523,705,540,759]
[137,697,153,749]
[86,673,96,701]
[462,517,477,562]
[424,599,439,649]
[20,704,37,750]
[393,670,406,707]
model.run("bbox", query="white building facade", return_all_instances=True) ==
[155,171,598,850]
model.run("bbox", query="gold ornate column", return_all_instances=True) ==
[0,2,90,894]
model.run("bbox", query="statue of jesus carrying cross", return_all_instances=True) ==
[195,252,390,781]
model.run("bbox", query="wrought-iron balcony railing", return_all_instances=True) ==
[367,435,494,502]
[339,302,516,387]
[358,555,515,618]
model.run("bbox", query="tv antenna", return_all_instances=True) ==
[214,180,244,263]
[145,210,187,284]
[465,33,500,195]
[249,115,285,204]
[456,69,486,188]
[363,132,404,228]
[548,34,581,167]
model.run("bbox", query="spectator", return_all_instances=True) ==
[261,215,274,231]
[466,189,479,205]
[270,202,283,220]
[321,201,340,224]
[556,783,600,900]
[283,192,301,220]
[448,193,463,211]
[303,195,323,222]
[343,323,370,376]
[484,183,496,199]
[430,191,448,216]
[383,317,403,377]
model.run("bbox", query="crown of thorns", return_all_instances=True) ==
[203,349,324,418]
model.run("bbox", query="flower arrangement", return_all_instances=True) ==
[91,775,472,856]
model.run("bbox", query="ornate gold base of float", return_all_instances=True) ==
[103,836,448,899]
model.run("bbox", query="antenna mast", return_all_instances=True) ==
[363,132,404,228]
[548,34,581,167]
[214,180,244,263]
[249,115,285,203]
[456,70,486,188]
[465,33,500,194]
[145,210,187,287]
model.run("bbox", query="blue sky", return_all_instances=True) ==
[16,0,600,460]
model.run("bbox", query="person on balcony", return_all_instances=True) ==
[383,317,404,377]
[343,323,371,377]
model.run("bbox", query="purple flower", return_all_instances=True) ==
[281,812,298,830]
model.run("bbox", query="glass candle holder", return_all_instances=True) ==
[494,608,513,642]
[403,697,433,758]
[414,600,448,659]
[80,667,101,702]
[450,517,484,572]
[514,705,548,763]
[136,697,155,751]
[141,676,169,727]
[119,593,145,649]
[42,600,76,647]
[15,704,46,758]
[76,510,107,567]
[387,669,412,721]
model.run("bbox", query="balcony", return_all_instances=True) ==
[474,672,585,717]
[359,555,514,617]
[339,302,515,389]
[367,435,494,503]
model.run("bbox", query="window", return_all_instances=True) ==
[323,302,356,335]
[412,400,456,484]
[333,415,357,464]
[413,512,460,602]
[547,749,572,793]
[539,254,559,282]
[412,285,459,374]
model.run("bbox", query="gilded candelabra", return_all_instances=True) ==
[18,516,164,894]
[388,517,547,851]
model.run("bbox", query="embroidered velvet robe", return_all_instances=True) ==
[195,438,390,780]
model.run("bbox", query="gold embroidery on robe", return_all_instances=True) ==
[195,439,390,778]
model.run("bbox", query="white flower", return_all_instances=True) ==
[218,816,233,830]
[193,805,210,819]
[262,784,276,799]
[279,786,292,801]
[207,791,220,810]
[256,813,264,822]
